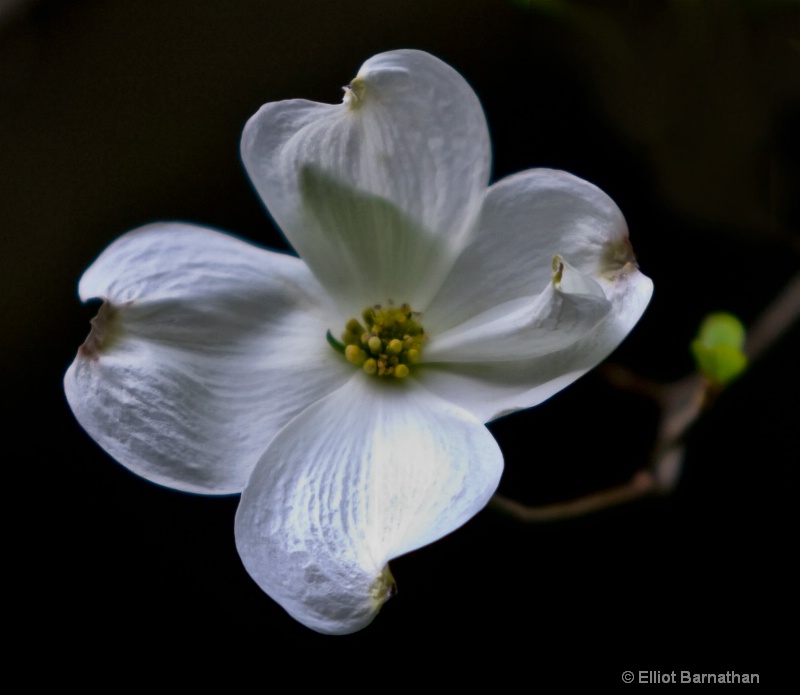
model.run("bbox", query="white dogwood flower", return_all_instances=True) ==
[65,50,652,635]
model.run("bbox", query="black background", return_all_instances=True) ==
[3,0,797,684]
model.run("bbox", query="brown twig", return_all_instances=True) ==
[744,272,800,361]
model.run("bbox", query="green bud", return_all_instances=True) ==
[691,312,748,386]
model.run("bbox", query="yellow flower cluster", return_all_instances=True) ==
[339,303,426,378]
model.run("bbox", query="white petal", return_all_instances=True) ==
[64,223,351,494]
[241,49,491,310]
[234,375,503,634]
[425,258,611,362]
[425,169,632,333]
[420,264,653,423]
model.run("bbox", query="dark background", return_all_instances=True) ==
[3,0,797,683]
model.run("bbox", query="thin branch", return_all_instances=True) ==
[744,272,800,361]
[491,471,656,522]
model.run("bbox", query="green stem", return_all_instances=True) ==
[326,330,346,354]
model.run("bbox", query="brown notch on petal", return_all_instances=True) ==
[78,300,120,360]
[369,564,398,610]
[601,236,638,279]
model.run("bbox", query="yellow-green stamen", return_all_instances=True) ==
[332,303,426,379]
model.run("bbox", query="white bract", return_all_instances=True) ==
[65,50,653,634]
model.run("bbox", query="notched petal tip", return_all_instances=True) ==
[553,255,607,299]
[77,300,122,360]
[342,77,366,109]
[600,235,638,278]
[552,255,564,285]
[370,564,398,608]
